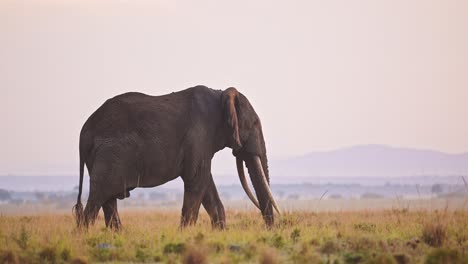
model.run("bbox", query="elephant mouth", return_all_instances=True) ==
[236,156,281,215]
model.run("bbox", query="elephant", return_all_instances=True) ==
[73,85,280,230]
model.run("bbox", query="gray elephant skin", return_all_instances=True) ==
[73,85,280,230]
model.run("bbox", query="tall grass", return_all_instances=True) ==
[0,210,466,263]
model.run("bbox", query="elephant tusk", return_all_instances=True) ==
[253,156,281,215]
[236,157,260,209]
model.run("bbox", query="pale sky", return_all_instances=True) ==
[1,0,467,175]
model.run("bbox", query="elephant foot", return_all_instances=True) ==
[103,198,122,231]
[108,219,122,231]
[211,220,226,230]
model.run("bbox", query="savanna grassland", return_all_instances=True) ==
[1,208,467,264]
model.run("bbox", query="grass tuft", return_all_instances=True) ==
[393,254,410,264]
[290,228,301,243]
[365,254,397,264]
[424,248,466,264]
[70,256,88,264]
[13,226,29,250]
[422,221,447,247]
[0,250,20,264]
[39,246,58,264]
[164,242,186,254]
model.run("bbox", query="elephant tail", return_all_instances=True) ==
[72,157,85,228]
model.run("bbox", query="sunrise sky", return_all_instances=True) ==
[1,0,467,175]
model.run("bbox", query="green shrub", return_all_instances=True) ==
[92,248,111,262]
[290,228,301,243]
[164,242,186,254]
[91,247,121,262]
[135,247,152,262]
[271,234,285,248]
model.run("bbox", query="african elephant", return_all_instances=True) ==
[73,85,280,230]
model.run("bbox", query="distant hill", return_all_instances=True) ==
[3,145,467,187]
[270,145,468,177]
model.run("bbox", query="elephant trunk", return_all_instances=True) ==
[252,156,281,215]
[243,154,280,227]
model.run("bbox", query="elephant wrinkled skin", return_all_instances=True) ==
[73,85,280,230]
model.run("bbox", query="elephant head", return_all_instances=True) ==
[221,88,281,226]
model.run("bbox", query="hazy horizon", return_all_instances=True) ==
[3,144,468,177]
[2,0,467,175]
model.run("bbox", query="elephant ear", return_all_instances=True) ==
[221,87,242,150]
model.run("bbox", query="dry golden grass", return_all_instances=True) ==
[0,209,467,263]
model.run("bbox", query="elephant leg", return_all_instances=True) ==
[180,160,211,227]
[180,188,205,227]
[84,161,109,228]
[102,198,121,230]
[83,184,102,228]
[202,175,226,229]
